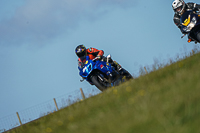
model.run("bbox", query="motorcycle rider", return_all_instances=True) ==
[172,0,200,31]
[75,44,123,73]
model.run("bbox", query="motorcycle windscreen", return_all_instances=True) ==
[78,56,87,69]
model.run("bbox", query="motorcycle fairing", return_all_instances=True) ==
[78,56,113,83]
[180,11,200,34]
[182,14,190,26]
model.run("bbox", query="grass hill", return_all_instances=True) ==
[6,50,200,133]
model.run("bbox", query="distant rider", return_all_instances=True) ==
[172,0,200,32]
[75,44,122,73]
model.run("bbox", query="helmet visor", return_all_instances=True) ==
[77,52,86,58]
[175,5,183,13]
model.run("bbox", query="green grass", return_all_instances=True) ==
[6,52,200,133]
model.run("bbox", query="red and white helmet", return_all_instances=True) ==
[172,0,186,15]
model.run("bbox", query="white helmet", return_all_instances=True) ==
[172,0,186,15]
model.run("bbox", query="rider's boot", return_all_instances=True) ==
[111,60,123,75]
[113,61,122,71]
[104,56,123,74]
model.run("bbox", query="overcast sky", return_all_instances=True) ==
[0,0,199,126]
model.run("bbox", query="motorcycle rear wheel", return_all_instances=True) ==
[91,75,107,91]
[120,68,133,80]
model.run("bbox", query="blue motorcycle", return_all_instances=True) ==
[180,10,200,43]
[78,55,132,91]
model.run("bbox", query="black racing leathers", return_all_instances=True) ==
[173,3,200,32]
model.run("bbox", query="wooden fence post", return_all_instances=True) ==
[80,88,85,100]
[16,112,22,125]
[144,67,148,74]
[192,50,195,55]
[53,98,59,111]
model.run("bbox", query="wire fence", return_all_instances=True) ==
[0,87,101,133]
[1,47,200,133]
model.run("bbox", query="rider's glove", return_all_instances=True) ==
[92,56,101,61]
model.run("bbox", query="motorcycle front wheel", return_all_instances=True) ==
[196,32,200,43]
[91,75,107,91]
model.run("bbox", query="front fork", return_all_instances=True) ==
[97,72,118,87]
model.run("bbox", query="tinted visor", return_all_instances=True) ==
[175,5,183,13]
[77,52,86,58]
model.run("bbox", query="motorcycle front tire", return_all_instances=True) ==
[196,32,200,43]
[91,75,107,91]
